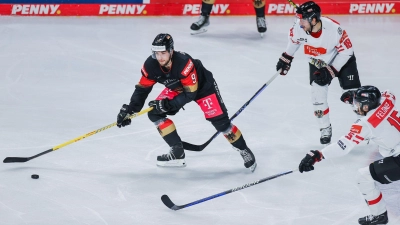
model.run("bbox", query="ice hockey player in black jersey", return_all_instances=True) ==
[190,0,267,37]
[299,86,400,225]
[116,33,257,172]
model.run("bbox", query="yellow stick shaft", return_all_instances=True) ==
[52,107,153,151]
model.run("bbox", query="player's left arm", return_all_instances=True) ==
[330,25,354,71]
[299,120,372,172]
[168,59,199,111]
[323,120,372,159]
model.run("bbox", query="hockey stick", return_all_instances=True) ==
[161,169,297,210]
[287,0,298,8]
[3,107,153,163]
[182,70,280,151]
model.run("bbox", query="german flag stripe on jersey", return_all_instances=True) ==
[138,75,156,88]
[157,119,176,137]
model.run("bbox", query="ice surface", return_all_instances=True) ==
[0,15,399,225]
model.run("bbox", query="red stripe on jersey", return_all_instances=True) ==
[324,108,329,115]
[355,135,364,141]
[138,75,156,88]
[325,17,340,25]
[141,64,149,77]
[368,193,383,205]
[367,99,395,128]
[352,139,360,144]
[289,27,294,37]
[159,119,173,130]
[339,30,349,44]
[181,59,194,77]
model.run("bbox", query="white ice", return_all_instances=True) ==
[0,15,399,225]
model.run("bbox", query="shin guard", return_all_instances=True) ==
[311,82,331,129]
[154,118,181,147]
[357,166,387,216]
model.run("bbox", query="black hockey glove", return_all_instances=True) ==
[148,99,171,114]
[312,66,338,86]
[276,52,294,75]
[340,90,355,104]
[299,150,324,173]
[117,104,134,128]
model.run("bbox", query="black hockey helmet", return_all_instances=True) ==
[151,33,174,59]
[353,85,381,115]
[296,1,321,23]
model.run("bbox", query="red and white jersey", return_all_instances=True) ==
[285,17,354,71]
[323,90,400,159]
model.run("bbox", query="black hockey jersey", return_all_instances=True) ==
[128,51,214,112]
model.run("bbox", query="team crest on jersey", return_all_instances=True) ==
[337,27,343,35]
[350,125,362,134]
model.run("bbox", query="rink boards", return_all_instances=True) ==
[0,0,399,16]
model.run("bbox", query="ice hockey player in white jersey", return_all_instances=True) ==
[299,85,400,225]
[276,1,361,145]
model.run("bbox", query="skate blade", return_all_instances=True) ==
[249,162,257,173]
[157,159,186,167]
[191,28,207,35]
[260,32,266,38]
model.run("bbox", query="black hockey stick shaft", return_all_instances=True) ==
[3,107,153,163]
[161,169,296,210]
[182,70,280,151]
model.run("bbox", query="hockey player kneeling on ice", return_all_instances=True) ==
[116,33,257,172]
[299,85,400,225]
[276,1,361,145]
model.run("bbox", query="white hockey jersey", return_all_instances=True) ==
[322,90,400,159]
[285,17,354,71]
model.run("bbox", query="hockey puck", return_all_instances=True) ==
[31,174,39,179]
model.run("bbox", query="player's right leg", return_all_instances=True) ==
[309,63,332,145]
[190,0,214,35]
[355,154,400,225]
[148,89,186,167]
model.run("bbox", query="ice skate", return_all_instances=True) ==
[320,124,332,145]
[190,14,210,35]
[256,16,267,37]
[358,211,388,225]
[157,143,186,167]
[234,147,257,172]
